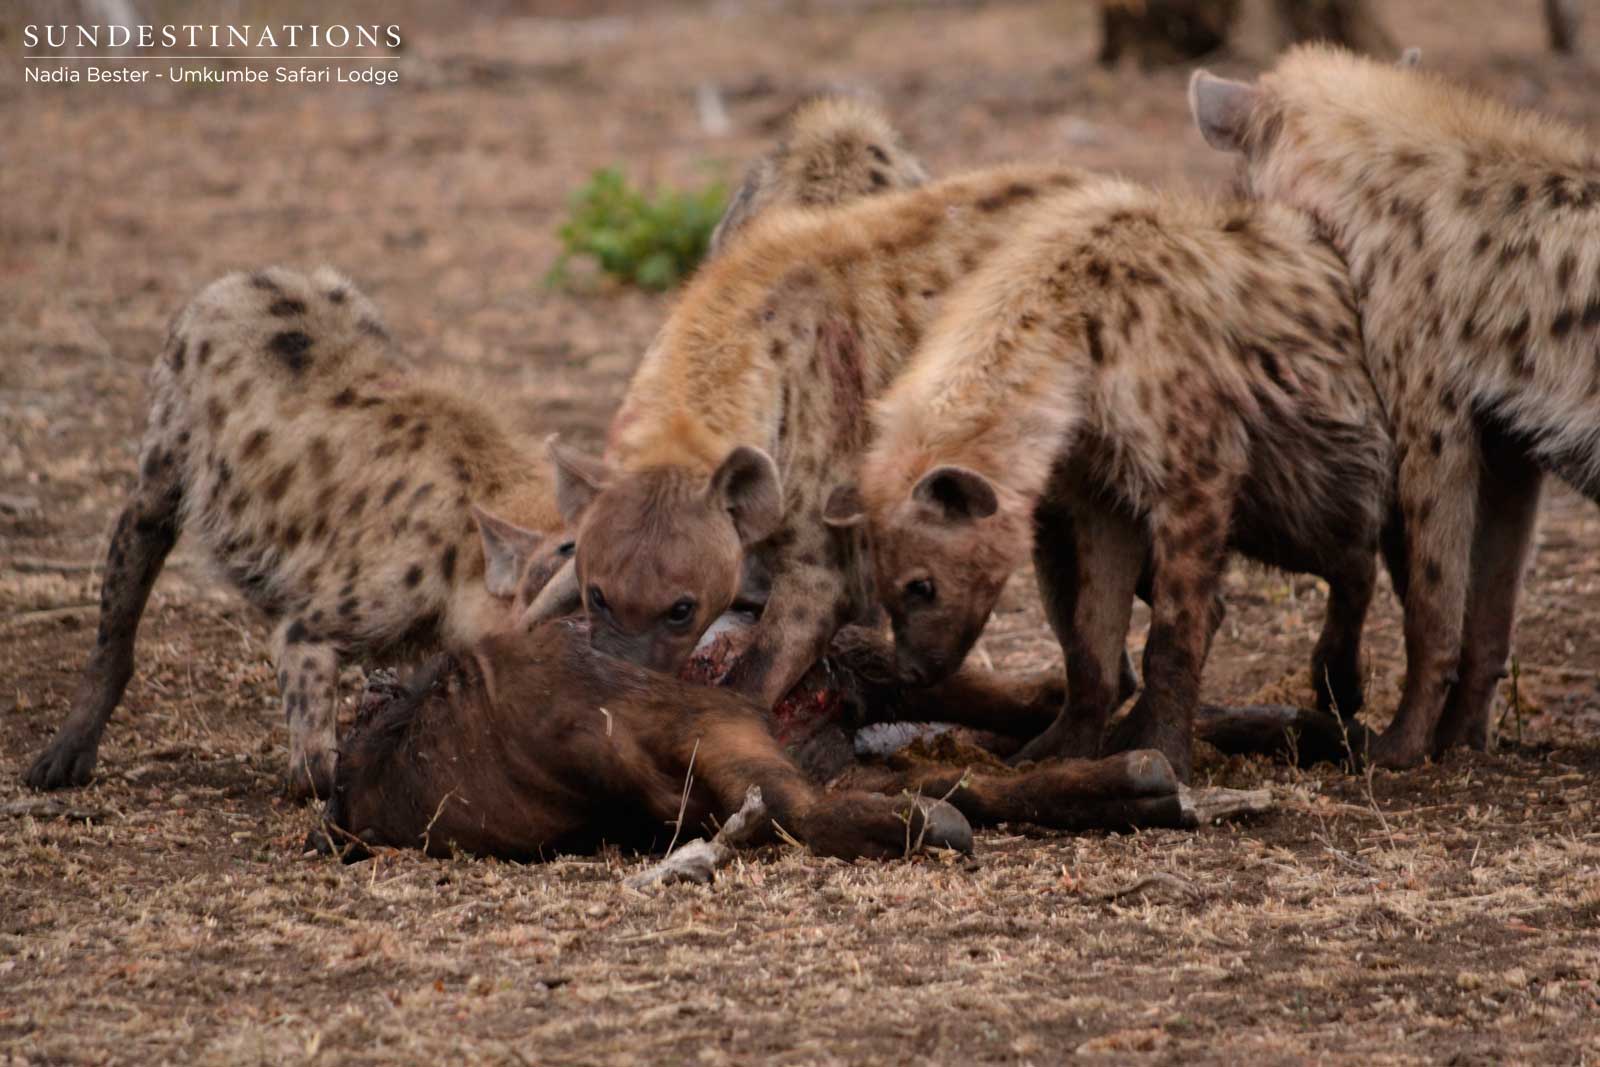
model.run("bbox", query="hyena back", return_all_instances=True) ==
[1192,45,1600,766]
[24,267,569,798]
[835,179,1391,780]
[550,164,1090,706]
[709,95,929,254]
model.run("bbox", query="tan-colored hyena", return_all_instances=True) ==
[23,267,572,799]
[708,95,929,254]
[828,178,1391,780]
[1190,45,1600,767]
[547,164,1089,707]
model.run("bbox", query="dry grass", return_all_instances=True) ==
[4,2,1600,1063]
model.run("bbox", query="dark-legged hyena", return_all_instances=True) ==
[1191,45,1600,766]
[708,95,929,255]
[544,163,1091,707]
[24,267,571,799]
[827,178,1390,781]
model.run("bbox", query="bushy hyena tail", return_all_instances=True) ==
[709,95,930,254]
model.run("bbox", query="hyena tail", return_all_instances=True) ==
[23,406,186,791]
[709,95,929,255]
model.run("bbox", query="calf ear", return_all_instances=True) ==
[474,505,546,598]
[1189,70,1260,153]
[547,434,609,523]
[709,445,783,546]
[823,484,866,528]
[1398,46,1422,68]
[911,466,999,523]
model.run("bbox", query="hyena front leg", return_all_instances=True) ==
[1012,500,1146,764]
[25,465,182,790]
[1104,477,1237,783]
[271,619,341,801]
[720,557,851,711]
[1434,431,1542,755]
[1371,417,1480,769]
[1311,543,1379,721]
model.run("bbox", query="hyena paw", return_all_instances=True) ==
[283,747,338,803]
[1104,707,1192,784]
[23,732,99,790]
[1367,729,1428,770]
[1009,715,1103,766]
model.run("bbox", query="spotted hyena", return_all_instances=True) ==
[1190,45,1600,767]
[709,95,929,254]
[23,267,572,799]
[825,178,1390,780]
[544,163,1090,708]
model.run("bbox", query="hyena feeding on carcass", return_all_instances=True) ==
[544,164,1091,710]
[709,95,929,254]
[23,267,574,799]
[1191,45,1600,766]
[830,179,1391,781]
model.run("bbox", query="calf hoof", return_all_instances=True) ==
[907,797,973,855]
[1105,748,1180,797]
[284,749,337,803]
[23,733,99,791]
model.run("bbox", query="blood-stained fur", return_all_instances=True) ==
[835,178,1391,781]
[317,620,973,861]
[548,164,1089,708]
[23,267,571,799]
[1190,45,1600,766]
[709,95,929,254]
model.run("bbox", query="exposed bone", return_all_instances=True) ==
[625,786,768,889]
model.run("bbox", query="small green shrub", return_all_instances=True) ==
[547,167,726,292]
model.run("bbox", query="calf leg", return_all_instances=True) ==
[1433,435,1542,754]
[687,709,971,859]
[852,749,1184,830]
[1312,545,1379,721]
[272,619,340,801]
[25,475,182,790]
[1371,418,1479,769]
[1014,502,1145,763]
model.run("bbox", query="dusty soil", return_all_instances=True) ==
[3,2,1599,1063]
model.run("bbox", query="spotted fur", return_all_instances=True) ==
[1191,45,1599,766]
[23,267,570,799]
[849,179,1391,781]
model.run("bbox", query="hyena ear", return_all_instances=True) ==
[473,505,546,598]
[708,445,783,546]
[1189,70,1260,153]
[822,484,866,529]
[912,466,999,524]
[1398,46,1422,69]
[547,434,609,524]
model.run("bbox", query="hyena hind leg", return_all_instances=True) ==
[24,473,183,789]
[1434,435,1542,755]
[272,619,342,801]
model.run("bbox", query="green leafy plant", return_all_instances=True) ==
[547,167,726,292]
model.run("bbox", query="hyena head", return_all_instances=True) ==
[474,506,578,628]
[825,466,1016,687]
[547,440,782,673]
[1187,45,1423,205]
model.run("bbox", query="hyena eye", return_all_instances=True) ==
[904,578,935,603]
[587,586,608,613]
[557,540,576,558]
[665,598,697,626]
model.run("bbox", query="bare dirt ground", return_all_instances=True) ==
[3,2,1600,1063]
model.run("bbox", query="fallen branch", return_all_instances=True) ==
[1,797,117,822]
[2,603,99,631]
[625,786,768,890]
[1091,871,1200,904]
[6,557,101,575]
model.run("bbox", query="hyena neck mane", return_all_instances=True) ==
[1262,46,1596,258]
[606,163,1089,476]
